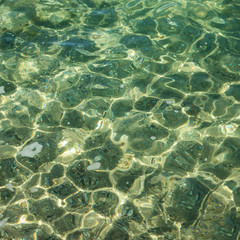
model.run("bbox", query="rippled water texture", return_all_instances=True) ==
[0,0,240,239]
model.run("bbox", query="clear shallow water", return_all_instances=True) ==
[0,0,240,239]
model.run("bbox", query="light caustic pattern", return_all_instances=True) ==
[0,0,240,239]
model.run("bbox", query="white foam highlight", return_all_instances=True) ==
[0,86,5,94]
[87,162,101,171]
[18,142,43,158]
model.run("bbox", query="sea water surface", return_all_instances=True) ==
[0,0,240,239]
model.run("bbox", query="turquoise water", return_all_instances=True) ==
[0,0,240,239]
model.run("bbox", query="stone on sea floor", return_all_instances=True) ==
[0,32,16,49]
[143,168,163,195]
[111,99,133,118]
[181,24,203,43]
[67,160,112,190]
[233,187,240,207]
[190,72,213,92]
[66,230,85,240]
[130,72,155,93]
[193,33,217,58]
[57,88,85,108]
[215,137,240,167]
[134,17,157,35]
[135,120,168,141]
[154,105,188,129]
[164,151,194,175]
[17,132,62,172]
[198,162,231,180]
[113,163,144,192]
[134,96,158,111]
[225,84,240,101]
[0,188,15,207]
[60,45,98,63]
[92,190,119,216]
[41,173,54,188]
[150,78,185,102]
[166,73,190,93]
[166,177,209,227]
[0,78,16,95]
[84,7,118,27]
[162,109,188,128]
[50,164,64,179]
[2,203,28,224]
[0,158,32,187]
[84,130,110,150]
[48,181,78,199]
[61,109,84,128]
[36,56,60,75]
[35,224,62,240]
[54,213,81,234]
[120,34,152,50]
[203,56,239,83]
[163,141,202,174]
[82,97,110,116]
[28,187,45,199]
[29,198,65,222]
[37,101,63,127]
[147,60,173,75]
[66,229,97,240]
[212,97,233,117]
[113,112,169,151]
[120,200,143,223]
[65,191,91,213]
[0,126,32,146]
[128,136,153,151]
[157,16,186,35]
[83,140,123,170]
[104,225,129,240]
[0,223,39,239]
[80,74,126,97]
[88,60,133,78]
[60,37,99,52]
[168,39,187,53]
[22,174,40,189]
[59,37,99,62]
